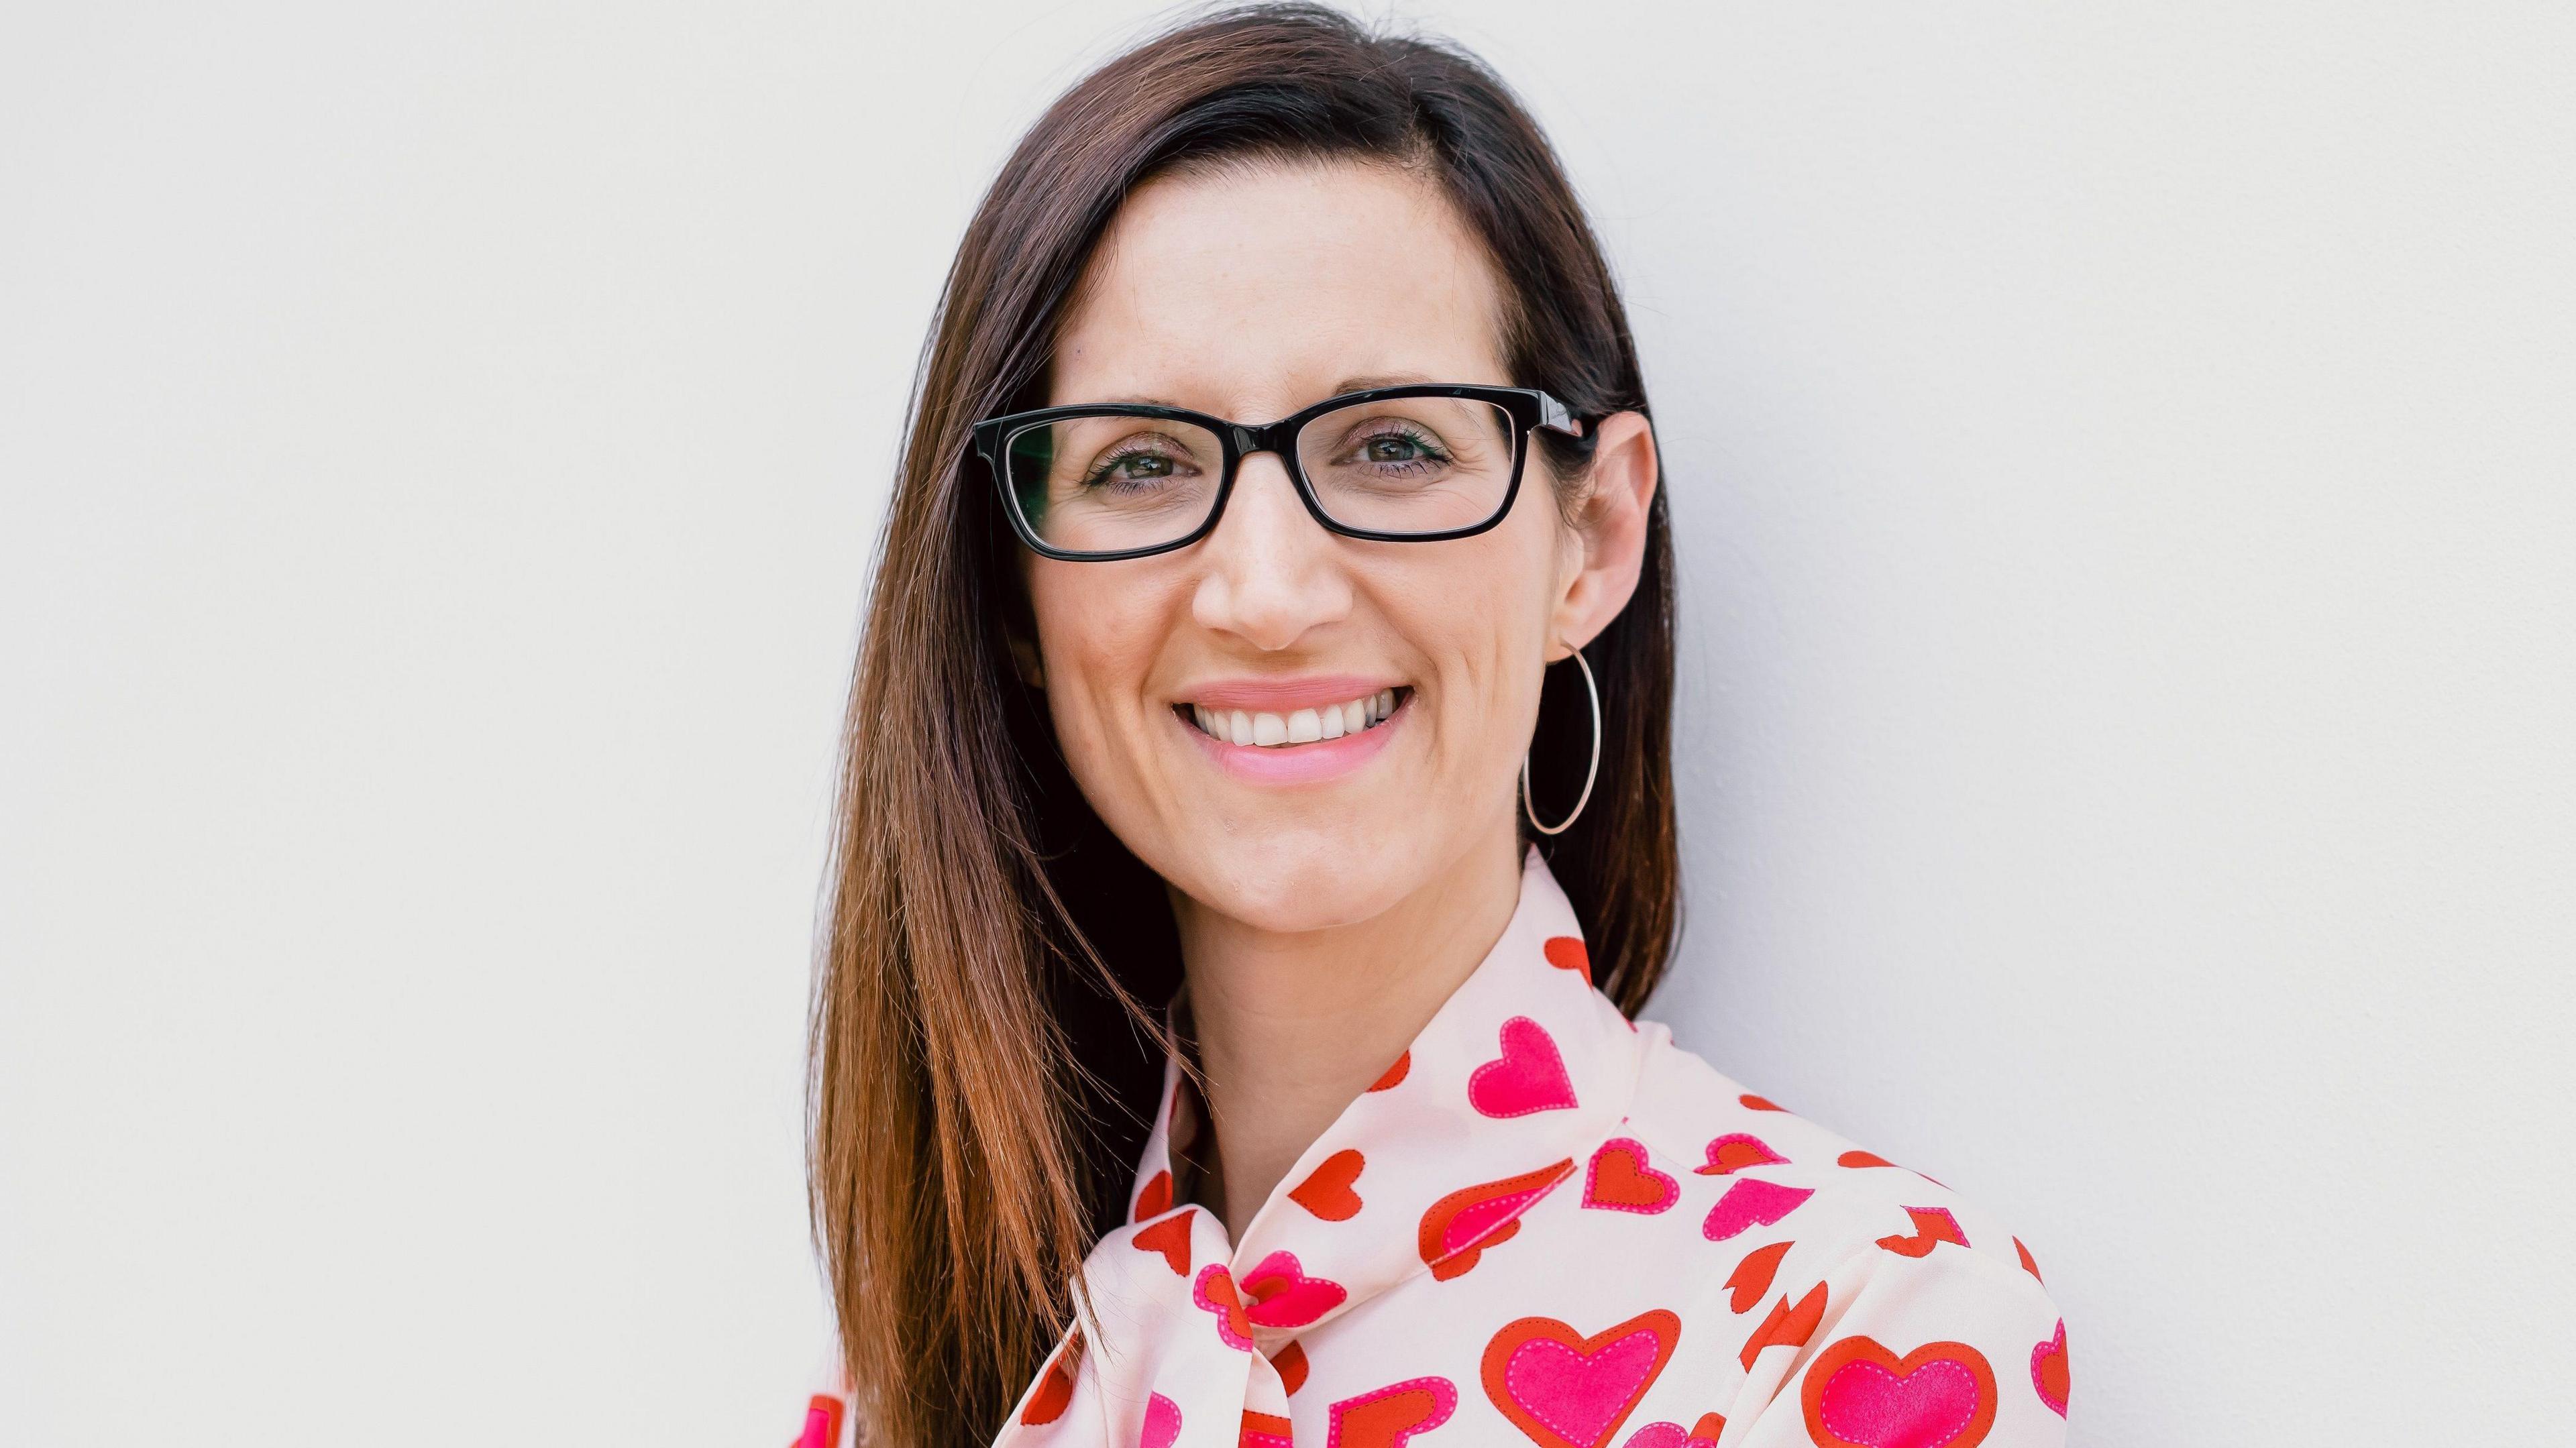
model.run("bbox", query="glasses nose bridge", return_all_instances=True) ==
[1208,417,1325,551]
[1228,417,1301,466]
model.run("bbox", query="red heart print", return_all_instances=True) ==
[1271,1340,1309,1395]
[1481,1310,1681,1448]
[2013,1238,2044,1284]
[1544,935,1593,983]
[1193,1264,1255,1351]
[1290,1149,1366,1221]
[1837,1150,1895,1170]
[1132,1209,1194,1275]
[1801,1337,1998,1448]
[1702,1178,1815,1241]
[1725,1240,1793,1314]
[1739,1282,1827,1370]
[1582,1137,1678,1214]
[1874,1207,1968,1259]
[1140,1391,1183,1448]
[1739,1093,1788,1112]
[1470,1016,1580,1117]
[1020,1331,1078,1424]
[1134,1169,1173,1223]
[1369,1051,1411,1092]
[1241,1409,1295,1448]
[2029,1320,2069,1417]
[1014,1360,1066,1422]
[1418,1160,1574,1278]
[1328,1376,1458,1448]
[1695,1133,1788,1176]
[1239,1249,1348,1329]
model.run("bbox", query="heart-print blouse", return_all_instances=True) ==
[791,846,2072,1448]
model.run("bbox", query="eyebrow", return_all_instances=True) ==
[1330,372,1441,394]
[1081,374,1453,414]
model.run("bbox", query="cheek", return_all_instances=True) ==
[1388,524,1564,759]
[1026,566,1167,759]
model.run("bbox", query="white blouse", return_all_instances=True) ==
[794,847,2071,1448]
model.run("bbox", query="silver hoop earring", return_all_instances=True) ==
[1521,647,1602,836]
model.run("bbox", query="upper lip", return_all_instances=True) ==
[1173,674,1407,711]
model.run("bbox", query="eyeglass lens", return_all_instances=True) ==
[1002,396,1518,555]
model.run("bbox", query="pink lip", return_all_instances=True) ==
[1176,674,1403,712]
[1180,691,1410,783]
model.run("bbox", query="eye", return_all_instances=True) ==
[1094,450,1175,482]
[1081,436,1196,488]
[1342,422,1452,469]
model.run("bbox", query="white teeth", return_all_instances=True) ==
[1185,689,1405,748]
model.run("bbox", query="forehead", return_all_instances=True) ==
[1049,158,1511,415]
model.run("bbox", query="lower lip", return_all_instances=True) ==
[1179,696,1409,783]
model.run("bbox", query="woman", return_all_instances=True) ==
[794,6,2071,1446]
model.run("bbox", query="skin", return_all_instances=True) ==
[1022,158,1660,1241]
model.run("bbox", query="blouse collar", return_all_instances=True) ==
[1006,845,1648,1444]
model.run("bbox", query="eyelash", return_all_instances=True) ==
[1079,421,1453,490]
[1082,440,1185,487]
[1350,423,1452,469]
[1350,420,1452,453]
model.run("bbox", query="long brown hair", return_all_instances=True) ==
[808,5,1678,1441]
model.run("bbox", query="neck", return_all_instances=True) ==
[1167,820,1527,1243]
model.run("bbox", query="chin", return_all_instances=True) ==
[1183,840,1424,936]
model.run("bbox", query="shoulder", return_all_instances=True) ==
[1617,1009,2061,1329]
[1603,1021,2074,1434]
[1617,1017,2057,1294]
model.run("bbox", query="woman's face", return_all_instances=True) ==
[1024,158,1648,934]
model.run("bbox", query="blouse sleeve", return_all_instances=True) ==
[1713,1233,2072,1447]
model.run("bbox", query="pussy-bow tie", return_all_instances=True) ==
[994,846,1650,1447]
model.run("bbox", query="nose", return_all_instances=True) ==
[1189,451,1353,651]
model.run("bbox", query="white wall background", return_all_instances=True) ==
[4,3,2569,1443]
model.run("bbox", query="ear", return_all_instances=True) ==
[1548,410,1660,659]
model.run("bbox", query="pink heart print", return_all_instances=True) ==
[1701,1178,1815,1241]
[1819,1362,1981,1448]
[1239,1249,1350,1329]
[1802,1337,2000,1448]
[1470,1016,1580,1117]
[1618,1421,1723,1448]
[1482,1312,1682,1448]
[1506,1329,1662,1445]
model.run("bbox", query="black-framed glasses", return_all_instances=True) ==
[971,383,1583,561]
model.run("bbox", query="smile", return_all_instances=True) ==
[1177,687,1409,748]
